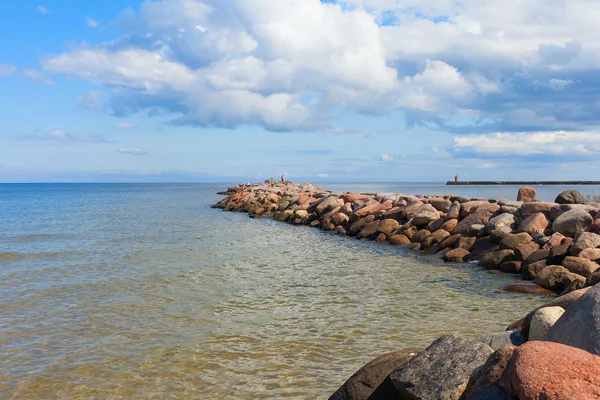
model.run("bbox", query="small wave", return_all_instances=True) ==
[0,251,70,260]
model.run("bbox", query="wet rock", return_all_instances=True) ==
[438,233,462,249]
[528,306,565,341]
[467,237,499,261]
[348,215,376,236]
[485,213,515,234]
[456,236,477,251]
[499,232,533,251]
[555,189,585,205]
[548,284,600,354]
[481,249,516,270]
[514,242,540,262]
[391,335,493,400]
[389,234,411,246]
[329,348,419,400]
[453,209,493,236]
[500,341,600,399]
[375,233,387,242]
[405,243,421,251]
[502,281,554,295]
[522,260,548,280]
[517,186,536,202]
[562,256,600,277]
[421,229,450,248]
[499,261,522,273]
[443,248,471,263]
[518,212,549,234]
[552,208,593,237]
[535,265,571,291]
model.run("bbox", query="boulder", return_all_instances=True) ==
[481,250,516,270]
[535,265,571,291]
[456,236,477,251]
[517,186,536,202]
[586,271,600,287]
[500,341,600,399]
[375,233,387,242]
[547,284,600,354]
[469,224,485,237]
[358,221,381,239]
[562,256,599,277]
[411,204,440,226]
[388,233,411,245]
[528,306,565,341]
[412,229,431,243]
[331,213,350,226]
[460,201,492,219]
[543,232,567,249]
[490,230,510,244]
[555,189,585,205]
[421,229,451,248]
[391,335,493,400]
[502,281,554,296]
[520,202,557,218]
[467,346,516,397]
[476,331,524,351]
[552,208,593,237]
[514,242,540,262]
[446,201,461,220]
[443,248,471,263]
[329,348,419,400]
[348,215,376,236]
[561,272,586,294]
[572,232,600,255]
[426,217,446,232]
[547,243,571,265]
[580,248,600,261]
[466,384,513,400]
[402,226,417,240]
[499,261,522,273]
[499,233,533,251]
[316,196,344,216]
[517,212,549,234]
[438,233,462,249]
[428,198,452,213]
[453,209,494,236]
[377,219,399,235]
[522,260,547,280]
[485,213,515,234]
[467,237,499,261]
[440,218,459,232]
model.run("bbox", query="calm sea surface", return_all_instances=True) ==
[2,182,596,399]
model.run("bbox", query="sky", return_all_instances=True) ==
[1,0,600,182]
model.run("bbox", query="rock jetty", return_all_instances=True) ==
[213,182,600,399]
[213,182,600,296]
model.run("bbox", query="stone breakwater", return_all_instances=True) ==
[213,183,600,399]
[213,182,600,297]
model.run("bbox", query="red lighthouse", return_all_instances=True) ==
[454,175,459,183]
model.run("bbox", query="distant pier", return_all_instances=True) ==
[446,181,600,186]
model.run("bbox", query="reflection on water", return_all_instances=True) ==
[0,183,548,399]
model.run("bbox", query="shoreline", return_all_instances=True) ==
[447,180,600,185]
[213,182,600,399]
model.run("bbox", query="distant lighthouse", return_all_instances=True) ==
[454,174,459,183]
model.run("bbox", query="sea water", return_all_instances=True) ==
[2,182,592,399]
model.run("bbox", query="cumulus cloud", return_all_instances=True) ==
[0,64,17,76]
[453,131,600,159]
[86,17,100,28]
[381,154,394,162]
[22,69,54,85]
[39,0,600,134]
[37,5,50,14]
[116,147,147,155]
[25,130,107,143]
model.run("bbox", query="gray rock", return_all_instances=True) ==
[329,349,419,400]
[552,209,593,237]
[315,196,343,216]
[572,232,600,255]
[529,306,565,341]
[547,284,600,355]
[469,224,486,237]
[555,189,585,205]
[453,209,494,236]
[476,331,524,351]
[446,201,461,220]
[481,249,516,270]
[535,265,571,290]
[466,384,514,400]
[391,335,493,400]
[485,213,515,234]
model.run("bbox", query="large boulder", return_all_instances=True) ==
[499,233,533,251]
[315,196,344,216]
[562,256,600,277]
[580,248,600,261]
[535,265,571,291]
[481,250,516,270]
[443,248,471,263]
[329,349,419,400]
[520,202,557,219]
[517,186,536,203]
[391,335,493,400]
[348,215,376,236]
[377,219,399,235]
[446,201,461,220]
[358,221,381,239]
[476,331,524,351]
[440,218,459,233]
[389,234,411,245]
[466,346,516,398]
[552,209,594,237]
[485,213,515,234]
[453,209,493,236]
[410,204,440,226]
[428,198,452,213]
[572,232,600,255]
[517,212,549,234]
[502,281,554,296]
[547,284,600,354]
[460,201,492,219]
[555,189,585,205]
[528,306,565,341]
[500,341,600,399]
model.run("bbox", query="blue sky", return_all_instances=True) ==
[1,0,600,182]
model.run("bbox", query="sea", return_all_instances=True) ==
[1,182,599,399]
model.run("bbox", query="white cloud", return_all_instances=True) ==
[39,0,600,132]
[77,91,106,111]
[86,17,99,28]
[0,64,16,76]
[381,154,394,162]
[37,5,50,15]
[116,148,148,155]
[115,123,136,129]
[22,69,54,85]
[432,146,439,153]
[453,131,600,157]
[26,130,107,143]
